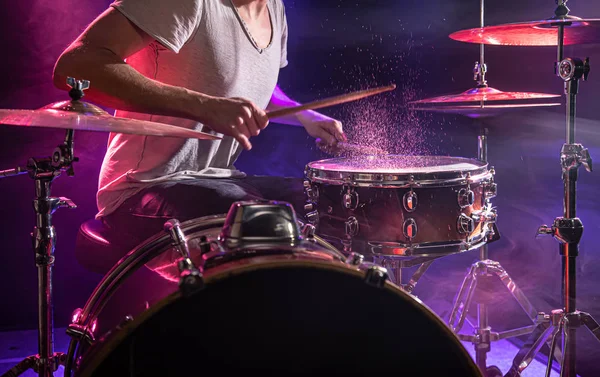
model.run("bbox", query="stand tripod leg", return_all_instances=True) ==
[488,263,538,322]
[580,311,600,340]
[504,321,555,377]
[449,264,478,333]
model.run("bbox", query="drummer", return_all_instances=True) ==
[53,0,346,260]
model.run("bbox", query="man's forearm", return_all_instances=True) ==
[267,85,320,126]
[53,44,209,122]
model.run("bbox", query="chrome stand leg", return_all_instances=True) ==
[449,257,541,376]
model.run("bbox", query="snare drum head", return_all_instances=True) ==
[76,257,480,377]
[306,155,488,185]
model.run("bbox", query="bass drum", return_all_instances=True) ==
[67,214,481,377]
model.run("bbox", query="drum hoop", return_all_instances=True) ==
[66,214,349,376]
[369,233,489,257]
[305,156,491,187]
[65,214,227,376]
[74,259,481,377]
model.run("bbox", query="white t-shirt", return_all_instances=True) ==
[96,0,288,218]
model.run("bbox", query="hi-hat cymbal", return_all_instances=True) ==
[0,100,220,140]
[449,17,600,46]
[409,86,561,118]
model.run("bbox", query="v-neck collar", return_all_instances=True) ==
[229,0,274,54]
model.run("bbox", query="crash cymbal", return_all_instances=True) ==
[449,17,600,46]
[411,103,561,118]
[410,86,560,104]
[0,100,220,140]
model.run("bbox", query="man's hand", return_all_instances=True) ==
[299,111,346,146]
[201,96,269,150]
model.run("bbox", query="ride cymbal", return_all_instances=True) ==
[449,18,600,46]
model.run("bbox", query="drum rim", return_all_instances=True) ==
[74,259,482,377]
[65,214,348,376]
[305,155,491,187]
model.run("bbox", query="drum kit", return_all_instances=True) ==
[0,0,600,376]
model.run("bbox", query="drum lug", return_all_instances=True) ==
[306,210,319,227]
[304,180,319,201]
[342,186,359,210]
[164,219,205,295]
[345,216,359,237]
[345,252,364,266]
[457,213,475,234]
[364,266,388,288]
[403,218,418,240]
[457,188,475,208]
[301,222,317,240]
[483,181,498,200]
[403,190,418,212]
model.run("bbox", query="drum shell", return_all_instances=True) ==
[69,215,481,377]
[313,181,486,250]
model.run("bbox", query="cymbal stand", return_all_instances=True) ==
[448,121,541,377]
[0,80,86,377]
[505,3,600,375]
[447,2,541,375]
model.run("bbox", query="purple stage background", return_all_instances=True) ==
[1,0,600,375]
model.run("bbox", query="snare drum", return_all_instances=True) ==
[304,155,498,258]
[66,205,480,377]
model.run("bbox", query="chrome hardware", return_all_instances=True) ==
[301,223,316,240]
[57,197,77,209]
[457,188,475,208]
[306,210,319,226]
[342,186,359,210]
[164,219,204,295]
[364,266,388,288]
[471,208,497,224]
[345,252,364,266]
[403,218,418,240]
[403,190,418,212]
[457,213,475,234]
[303,180,310,188]
[327,206,333,214]
[304,203,314,212]
[345,216,359,237]
[483,181,498,200]
[561,143,593,174]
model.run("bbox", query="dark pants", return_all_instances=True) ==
[101,175,307,254]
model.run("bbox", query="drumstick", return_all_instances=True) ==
[267,84,396,119]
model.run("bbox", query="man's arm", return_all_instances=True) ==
[267,85,346,145]
[53,7,266,149]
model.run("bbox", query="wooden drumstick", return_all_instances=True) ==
[267,84,396,119]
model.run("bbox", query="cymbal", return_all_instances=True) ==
[0,100,220,140]
[449,17,600,46]
[409,86,560,104]
[411,103,561,118]
[409,86,561,118]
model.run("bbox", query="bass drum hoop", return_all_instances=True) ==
[65,214,342,376]
[305,155,491,187]
[74,259,481,377]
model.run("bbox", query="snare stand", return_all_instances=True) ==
[0,81,86,377]
[505,4,600,375]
